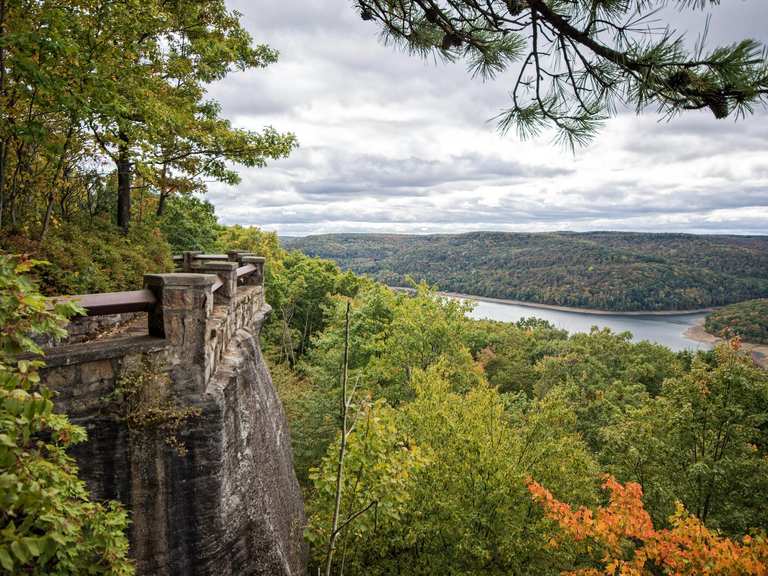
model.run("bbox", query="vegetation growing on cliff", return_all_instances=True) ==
[284,232,768,311]
[0,256,132,574]
[705,299,768,344]
[107,361,201,457]
[3,220,173,296]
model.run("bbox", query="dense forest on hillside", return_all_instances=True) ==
[705,299,768,344]
[283,232,768,311]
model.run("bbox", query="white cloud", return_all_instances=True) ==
[204,0,768,236]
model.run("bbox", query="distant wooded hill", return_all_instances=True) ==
[281,232,768,311]
[705,299,768,344]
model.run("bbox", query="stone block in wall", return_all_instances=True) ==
[144,273,218,397]
[240,256,265,287]
[80,359,115,384]
[191,261,239,305]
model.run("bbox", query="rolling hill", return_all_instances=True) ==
[282,231,768,311]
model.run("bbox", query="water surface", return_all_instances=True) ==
[465,299,711,352]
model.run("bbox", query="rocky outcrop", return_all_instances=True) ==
[199,323,305,575]
[41,268,307,575]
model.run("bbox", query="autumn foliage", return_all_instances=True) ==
[528,475,768,576]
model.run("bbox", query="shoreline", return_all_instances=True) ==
[684,319,768,368]
[391,286,766,367]
[391,287,716,317]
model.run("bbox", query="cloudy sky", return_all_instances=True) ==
[205,0,768,236]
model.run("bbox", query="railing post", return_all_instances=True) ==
[227,250,253,264]
[241,256,265,287]
[191,261,238,303]
[182,250,201,272]
[143,273,216,388]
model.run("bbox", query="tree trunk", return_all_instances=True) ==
[0,0,7,229]
[281,308,296,366]
[40,194,56,240]
[0,139,7,229]
[7,141,25,227]
[39,122,75,241]
[156,190,168,217]
[324,302,351,576]
[156,164,168,216]
[116,131,131,234]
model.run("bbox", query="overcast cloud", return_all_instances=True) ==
[205,0,768,236]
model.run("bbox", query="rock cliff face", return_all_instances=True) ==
[41,271,307,575]
[192,317,306,575]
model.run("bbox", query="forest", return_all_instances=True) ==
[705,299,768,344]
[0,0,295,295]
[253,244,768,575]
[6,225,768,574]
[284,232,768,311]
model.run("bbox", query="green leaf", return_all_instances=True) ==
[0,434,16,447]
[23,537,41,557]
[0,547,14,572]
[10,539,28,563]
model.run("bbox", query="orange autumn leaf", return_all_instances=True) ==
[528,475,768,576]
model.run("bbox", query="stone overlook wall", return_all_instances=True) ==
[40,254,307,576]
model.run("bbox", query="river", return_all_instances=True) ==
[461,298,712,352]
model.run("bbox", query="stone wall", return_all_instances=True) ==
[34,311,144,347]
[40,266,307,576]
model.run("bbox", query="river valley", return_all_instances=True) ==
[458,296,712,352]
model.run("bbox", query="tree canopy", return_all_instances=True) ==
[284,232,768,311]
[275,275,768,574]
[705,299,768,344]
[0,0,296,238]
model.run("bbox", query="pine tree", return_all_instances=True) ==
[354,0,768,147]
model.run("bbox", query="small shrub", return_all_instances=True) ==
[1,218,173,295]
[106,361,201,457]
[0,255,133,575]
